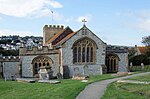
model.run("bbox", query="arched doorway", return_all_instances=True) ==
[106,54,119,73]
[32,56,53,77]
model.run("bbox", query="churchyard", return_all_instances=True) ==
[0,65,149,99]
[102,72,150,99]
[0,74,116,99]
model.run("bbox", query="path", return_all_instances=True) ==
[76,72,150,99]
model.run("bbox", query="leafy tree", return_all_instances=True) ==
[142,35,150,65]
[142,35,150,46]
[128,47,136,60]
[129,54,150,65]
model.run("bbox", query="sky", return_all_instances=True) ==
[0,0,150,46]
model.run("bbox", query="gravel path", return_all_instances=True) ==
[76,72,150,99]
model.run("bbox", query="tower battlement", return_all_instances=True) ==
[44,25,64,30]
[19,46,59,56]
[43,25,64,46]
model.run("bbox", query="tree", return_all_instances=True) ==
[142,35,150,64]
[128,47,136,60]
[142,35,150,54]
[142,35,150,46]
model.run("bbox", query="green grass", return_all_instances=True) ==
[130,65,150,72]
[127,74,150,82]
[0,74,117,99]
[101,74,150,99]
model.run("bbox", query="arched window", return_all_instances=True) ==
[73,38,96,64]
[106,54,119,72]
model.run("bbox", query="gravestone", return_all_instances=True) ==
[141,63,144,70]
[41,73,48,80]
[83,65,89,76]
[57,73,63,80]
[38,66,53,80]
[73,67,80,76]
[63,65,70,79]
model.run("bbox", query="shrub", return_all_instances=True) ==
[129,54,150,66]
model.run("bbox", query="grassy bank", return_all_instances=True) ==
[130,65,150,72]
[101,74,150,99]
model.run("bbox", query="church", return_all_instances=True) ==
[0,24,128,79]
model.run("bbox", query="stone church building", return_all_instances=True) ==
[0,24,128,79]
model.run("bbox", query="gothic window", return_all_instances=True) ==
[73,38,96,64]
[106,54,119,72]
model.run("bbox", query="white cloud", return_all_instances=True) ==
[0,29,41,36]
[138,10,150,19]
[134,10,150,32]
[115,11,133,17]
[0,0,63,17]
[76,14,92,23]
[117,10,150,33]
[47,0,63,8]
[34,9,63,21]
[135,19,150,32]
[64,17,74,23]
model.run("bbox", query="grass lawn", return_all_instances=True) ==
[0,74,117,99]
[130,65,150,72]
[101,74,150,99]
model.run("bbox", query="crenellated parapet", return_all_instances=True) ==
[19,46,59,56]
[106,45,128,53]
[0,56,20,62]
[43,25,64,30]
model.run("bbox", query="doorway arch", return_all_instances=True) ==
[32,56,53,77]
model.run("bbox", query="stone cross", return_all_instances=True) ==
[82,19,87,26]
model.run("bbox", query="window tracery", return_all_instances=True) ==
[73,38,96,64]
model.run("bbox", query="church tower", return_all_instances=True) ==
[43,25,64,46]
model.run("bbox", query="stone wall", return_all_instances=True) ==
[116,53,128,72]
[2,61,19,80]
[61,26,106,77]
[0,56,20,79]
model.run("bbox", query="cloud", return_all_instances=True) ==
[0,0,63,17]
[64,17,74,23]
[115,11,133,17]
[134,10,150,32]
[135,19,150,32]
[117,10,150,33]
[138,10,150,19]
[0,29,41,36]
[76,14,92,23]
[34,9,63,21]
